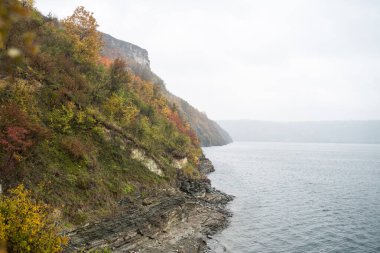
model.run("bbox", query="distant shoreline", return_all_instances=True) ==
[218,120,380,144]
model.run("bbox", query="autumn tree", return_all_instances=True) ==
[0,103,46,171]
[62,6,102,64]
[0,185,67,252]
[110,58,131,92]
[102,94,139,124]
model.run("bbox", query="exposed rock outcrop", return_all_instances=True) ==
[65,158,233,253]
[199,155,215,174]
[101,33,150,69]
[172,157,188,169]
[131,149,164,176]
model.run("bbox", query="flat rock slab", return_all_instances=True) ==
[66,189,233,253]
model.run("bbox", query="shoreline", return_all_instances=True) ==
[66,156,233,253]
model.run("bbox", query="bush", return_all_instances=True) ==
[48,102,75,133]
[0,185,67,253]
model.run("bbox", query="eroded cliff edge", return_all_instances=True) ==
[66,157,233,253]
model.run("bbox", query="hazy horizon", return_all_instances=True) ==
[218,120,380,143]
[218,119,380,122]
[35,0,380,121]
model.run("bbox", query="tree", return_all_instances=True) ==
[110,58,130,92]
[0,126,33,165]
[0,185,67,252]
[0,103,47,171]
[62,6,102,64]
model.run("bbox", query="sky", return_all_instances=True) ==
[35,0,380,121]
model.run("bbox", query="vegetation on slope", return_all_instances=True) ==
[163,92,233,147]
[100,33,233,147]
[0,0,202,228]
[0,185,67,252]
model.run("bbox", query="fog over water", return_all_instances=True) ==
[35,0,380,121]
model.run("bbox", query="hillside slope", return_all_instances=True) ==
[165,92,232,146]
[101,33,232,147]
[0,7,205,224]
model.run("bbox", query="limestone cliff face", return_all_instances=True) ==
[101,33,150,69]
[101,33,232,147]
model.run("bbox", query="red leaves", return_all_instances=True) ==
[167,110,199,145]
[0,103,48,168]
[0,126,34,153]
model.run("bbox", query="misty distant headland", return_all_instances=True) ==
[218,120,380,144]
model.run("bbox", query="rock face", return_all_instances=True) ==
[172,157,188,169]
[131,149,164,176]
[198,155,215,174]
[65,158,233,253]
[101,33,150,69]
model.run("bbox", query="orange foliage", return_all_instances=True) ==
[100,56,112,67]
[129,75,155,102]
[165,108,199,145]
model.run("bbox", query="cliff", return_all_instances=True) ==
[101,33,150,69]
[101,33,232,147]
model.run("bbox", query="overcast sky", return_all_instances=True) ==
[35,0,380,121]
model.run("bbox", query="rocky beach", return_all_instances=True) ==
[65,157,233,253]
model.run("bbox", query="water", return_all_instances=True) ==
[203,142,380,253]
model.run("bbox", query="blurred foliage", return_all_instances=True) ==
[0,0,39,78]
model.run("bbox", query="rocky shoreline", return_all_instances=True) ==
[66,157,233,253]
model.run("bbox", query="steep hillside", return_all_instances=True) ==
[165,93,232,146]
[0,6,203,224]
[101,33,232,147]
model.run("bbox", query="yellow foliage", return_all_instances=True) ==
[63,6,102,64]
[5,79,41,114]
[161,106,172,118]
[103,94,139,124]
[0,213,7,241]
[0,185,67,253]
[48,102,75,133]
[102,94,123,118]
[129,76,155,102]
[121,103,139,124]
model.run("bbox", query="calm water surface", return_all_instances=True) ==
[203,142,380,253]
